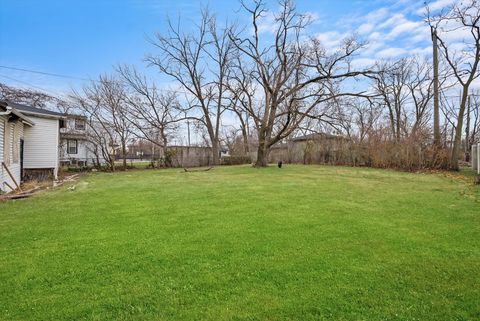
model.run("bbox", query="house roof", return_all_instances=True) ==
[1,100,65,119]
[0,101,35,126]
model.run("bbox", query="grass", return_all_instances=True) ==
[0,165,479,321]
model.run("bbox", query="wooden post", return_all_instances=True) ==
[1,162,21,192]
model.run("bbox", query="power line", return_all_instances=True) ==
[0,65,92,82]
[0,64,185,95]
[0,73,70,100]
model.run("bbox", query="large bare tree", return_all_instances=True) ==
[117,65,180,167]
[73,75,133,171]
[428,0,480,170]
[147,9,234,165]
[229,0,373,167]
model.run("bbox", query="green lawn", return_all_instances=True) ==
[0,165,479,321]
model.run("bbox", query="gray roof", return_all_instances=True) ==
[1,100,65,118]
[0,101,35,126]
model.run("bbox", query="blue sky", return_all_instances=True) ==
[0,0,460,96]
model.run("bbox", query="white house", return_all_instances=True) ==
[1,100,115,193]
[0,102,34,193]
[1,101,64,183]
[59,114,95,166]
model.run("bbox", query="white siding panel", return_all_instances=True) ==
[23,116,59,171]
[0,116,4,165]
[0,117,24,193]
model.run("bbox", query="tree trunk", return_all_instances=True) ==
[450,87,468,170]
[122,141,127,170]
[162,132,169,168]
[211,140,220,165]
[241,126,249,155]
[255,140,269,167]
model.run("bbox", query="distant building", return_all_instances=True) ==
[0,100,115,193]
[59,114,103,167]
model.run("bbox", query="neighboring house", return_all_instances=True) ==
[1,101,64,182]
[59,114,97,167]
[0,102,34,192]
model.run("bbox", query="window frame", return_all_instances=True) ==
[67,139,78,154]
[74,119,86,130]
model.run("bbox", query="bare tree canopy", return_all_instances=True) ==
[146,8,234,165]
[228,0,374,167]
[427,0,480,169]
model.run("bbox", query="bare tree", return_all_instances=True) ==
[73,75,133,171]
[226,55,257,156]
[373,59,413,142]
[406,57,435,137]
[229,0,373,167]
[117,65,180,167]
[466,91,480,159]
[147,8,234,165]
[428,0,480,169]
[0,83,75,114]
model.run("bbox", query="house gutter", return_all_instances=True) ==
[0,106,12,115]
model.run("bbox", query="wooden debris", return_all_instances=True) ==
[0,187,41,201]
[2,161,21,191]
[0,193,35,200]
[3,181,15,193]
[183,167,213,172]
[0,173,82,201]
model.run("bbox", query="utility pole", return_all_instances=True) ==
[431,26,441,147]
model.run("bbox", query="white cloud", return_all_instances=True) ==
[376,47,408,58]
[386,20,423,39]
[364,7,390,25]
[351,58,376,69]
[428,0,455,12]
[357,23,374,35]
[256,11,277,35]
[378,13,405,29]
[316,31,347,50]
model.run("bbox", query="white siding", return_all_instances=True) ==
[0,116,24,193]
[23,116,59,177]
[0,116,4,165]
[59,138,89,160]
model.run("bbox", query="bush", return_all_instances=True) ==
[220,156,251,165]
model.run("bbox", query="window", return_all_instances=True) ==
[67,139,78,154]
[75,119,85,130]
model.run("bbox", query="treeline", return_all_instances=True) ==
[1,0,479,171]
